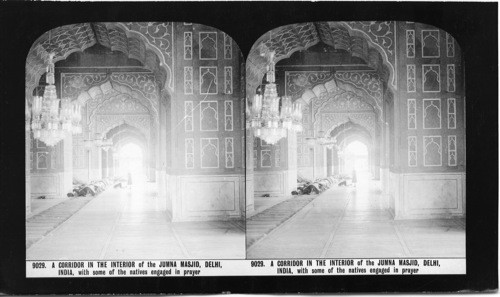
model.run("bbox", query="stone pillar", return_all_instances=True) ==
[285,130,298,195]
[62,135,73,195]
[25,130,31,216]
[333,148,339,175]
[312,144,327,179]
[245,132,255,217]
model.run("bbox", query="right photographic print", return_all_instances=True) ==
[245,21,465,261]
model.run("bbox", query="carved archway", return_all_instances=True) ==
[25,22,173,102]
[246,21,397,100]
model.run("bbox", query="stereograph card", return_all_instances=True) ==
[0,1,497,294]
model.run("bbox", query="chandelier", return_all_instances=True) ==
[26,53,83,146]
[84,133,113,151]
[306,130,340,150]
[248,51,303,145]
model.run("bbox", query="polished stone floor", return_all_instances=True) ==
[26,181,245,260]
[247,175,465,259]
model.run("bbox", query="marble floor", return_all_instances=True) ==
[26,181,245,260]
[247,175,465,259]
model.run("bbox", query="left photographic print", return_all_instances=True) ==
[25,22,246,261]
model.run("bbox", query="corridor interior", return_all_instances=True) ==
[247,171,465,259]
[27,179,245,260]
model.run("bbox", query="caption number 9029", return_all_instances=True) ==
[32,262,46,269]
[250,261,265,267]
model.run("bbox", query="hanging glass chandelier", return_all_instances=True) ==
[84,132,113,151]
[306,131,339,149]
[248,51,303,145]
[26,53,83,146]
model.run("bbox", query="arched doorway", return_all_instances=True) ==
[343,140,369,182]
[116,143,145,183]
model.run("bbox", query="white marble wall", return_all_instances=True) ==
[167,174,244,222]
[387,172,465,219]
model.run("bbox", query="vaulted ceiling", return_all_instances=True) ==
[26,22,173,98]
[246,21,397,98]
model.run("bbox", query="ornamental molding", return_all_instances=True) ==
[26,22,173,100]
[321,112,376,139]
[61,72,159,122]
[341,21,396,88]
[95,114,151,141]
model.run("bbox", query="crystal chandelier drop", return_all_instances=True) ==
[306,131,339,149]
[26,53,83,146]
[248,51,303,145]
[84,133,113,151]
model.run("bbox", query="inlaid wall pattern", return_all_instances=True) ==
[407,65,416,92]
[199,32,217,60]
[199,67,218,94]
[201,138,219,168]
[407,98,417,129]
[184,32,193,60]
[406,30,415,58]
[184,67,193,94]
[224,66,233,94]
[260,150,272,168]
[184,101,194,131]
[200,101,218,131]
[225,138,234,168]
[408,136,417,167]
[423,99,441,129]
[422,65,441,92]
[185,138,194,169]
[224,101,233,131]
[421,30,440,58]
[223,33,232,60]
[447,64,456,92]
[447,98,457,129]
[424,136,442,167]
[446,33,455,57]
[448,135,457,166]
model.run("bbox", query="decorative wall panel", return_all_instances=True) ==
[224,100,233,131]
[423,99,441,129]
[424,136,442,167]
[406,30,415,58]
[224,66,233,94]
[225,138,234,168]
[224,33,232,60]
[421,30,440,58]
[72,134,85,169]
[407,65,416,92]
[36,152,48,170]
[200,101,218,131]
[260,150,272,168]
[447,98,457,129]
[253,150,257,169]
[407,98,417,129]
[408,136,417,167]
[285,71,335,99]
[185,138,194,169]
[184,101,194,131]
[199,32,217,60]
[184,67,193,94]
[446,33,455,57]
[422,65,441,92]
[199,67,218,94]
[403,173,464,217]
[448,135,457,166]
[321,112,376,138]
[200,138,219,168]
[447,64,456,92]
[275,149,281,167]
[184,32,193,60]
